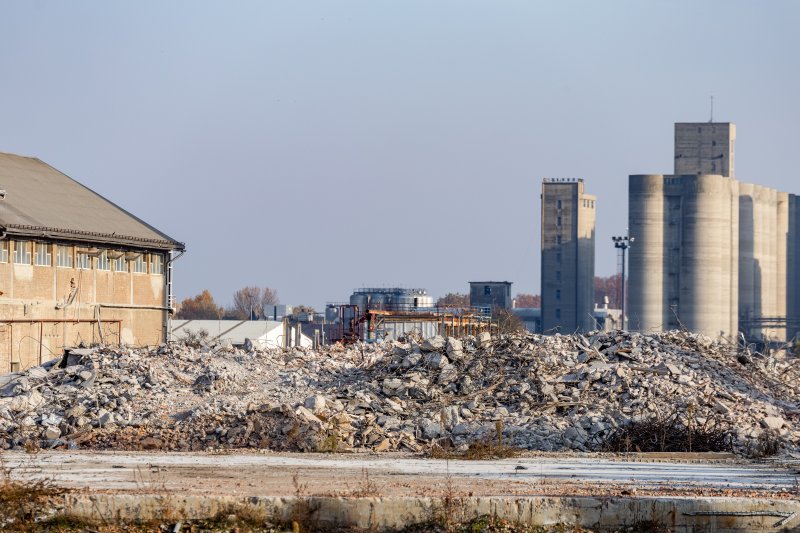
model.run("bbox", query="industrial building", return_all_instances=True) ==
[628,122,800,341]
[327,287,491,343]
[468,281,512,310]
[540,178,596,333]
[0,152,184,371]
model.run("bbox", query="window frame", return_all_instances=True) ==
[56,245,73,268]
[34,242,52,267]
[114,254,127,273]
[149,253,164,275]
[0,241,8,263]
[76,252,91,270]
[13,241,31,265]
[132,254,147,274]
[96,250,110,271]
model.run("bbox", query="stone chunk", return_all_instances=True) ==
[761,416,785,430]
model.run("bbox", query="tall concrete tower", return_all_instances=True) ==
[628,121,798,341]
[541,179,596,333]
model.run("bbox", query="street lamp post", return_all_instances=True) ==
[612,235,634,331]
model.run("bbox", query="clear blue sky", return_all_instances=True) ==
[1,1,798,309]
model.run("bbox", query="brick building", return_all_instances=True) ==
[0,152,184,371]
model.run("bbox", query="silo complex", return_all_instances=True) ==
[628,122,798,341]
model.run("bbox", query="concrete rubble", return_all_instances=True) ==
[0,331,798,455]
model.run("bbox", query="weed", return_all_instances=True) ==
[345,467,381,498]
[0,454,64,530]
[289,471,319,533]
[744,430,781,458]
[430,420,523,460]
[204,502,271,529]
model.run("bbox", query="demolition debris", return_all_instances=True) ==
[0,331,798,456]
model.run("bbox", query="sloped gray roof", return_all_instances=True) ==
[0,151,184,251]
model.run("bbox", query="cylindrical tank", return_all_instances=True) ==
[395,292,414,311]
[680,174,733,338]
[350,293,368,313]
[325,305,339,323]
[728,179,739,339]
[738,182,755,333]
[776,191,789,337]
[628,175,665,332]
[415,294,434,309]
[370,293,387,310]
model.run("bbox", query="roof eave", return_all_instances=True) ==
[1,224,185,252]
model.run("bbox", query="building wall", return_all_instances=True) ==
[0,240,167,372]
[541,179,596,333]
[674,122,735,177]
[469,282,512,309]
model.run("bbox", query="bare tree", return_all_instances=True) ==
[231,286,280,319]
[494,307,526,334]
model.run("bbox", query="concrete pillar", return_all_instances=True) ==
[628,175,664,332]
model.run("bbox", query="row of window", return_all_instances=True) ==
[0,241,164,274]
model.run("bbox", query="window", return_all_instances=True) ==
[132,254,147,273]
[483,285,491,296]
[556,289,561,300]
[34,243,52,266]
[56,245,73,268]
[13,241,31,264]
[557,216,562,227]
[555,309,561,319]
[556,252,561,263]
[556,271,561,281]
[96,250,110,270]
[114,255,126,272]
[0,241,7,262]
[76,252,91,270]
[557,200,562,209]
[150,253,164,275]
[556,235,562,245]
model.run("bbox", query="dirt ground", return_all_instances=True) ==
[4,450,798,500]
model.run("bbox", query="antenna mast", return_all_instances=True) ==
[709,95,714,123]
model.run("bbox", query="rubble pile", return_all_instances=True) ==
[0,330,798,455]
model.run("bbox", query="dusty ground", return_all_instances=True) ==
[4,450,798,500]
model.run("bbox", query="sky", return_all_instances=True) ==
[1,1,798,310]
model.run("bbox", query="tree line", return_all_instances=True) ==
[175,286,280,320]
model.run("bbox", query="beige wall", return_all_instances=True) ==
[0,240,167,372]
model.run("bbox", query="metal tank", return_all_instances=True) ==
[369,293,387,310]
[325,305,340,323]
[394,292,414,311]
[415,294,434,309]
[350,292,368,313]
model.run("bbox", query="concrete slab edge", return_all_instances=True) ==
[61,494,800,532]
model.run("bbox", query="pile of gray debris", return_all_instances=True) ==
[0,330,797,455]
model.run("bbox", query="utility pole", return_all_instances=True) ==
[612,235,634,330]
